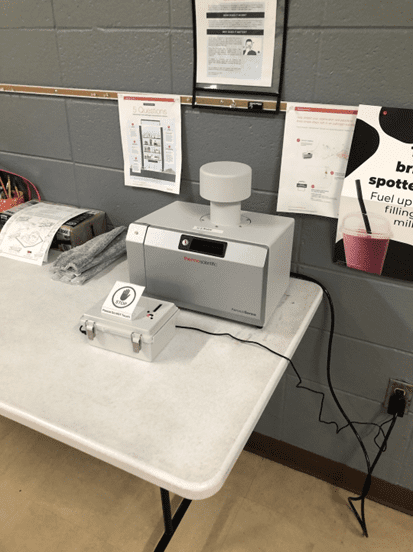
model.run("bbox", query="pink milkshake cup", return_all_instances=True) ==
[341,213,392,275]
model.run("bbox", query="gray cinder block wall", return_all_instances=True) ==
[1,1,413,491]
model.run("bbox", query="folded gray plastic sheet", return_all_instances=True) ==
[51,226,127,284]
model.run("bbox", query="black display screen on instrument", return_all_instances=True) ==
[178,235,227,258]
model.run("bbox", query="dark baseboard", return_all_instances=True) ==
[244,431,413,517]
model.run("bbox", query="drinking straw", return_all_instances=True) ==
[355,179,372,234]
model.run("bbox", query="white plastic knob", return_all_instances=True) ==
[200,162,252,226]
[200,161,252,202]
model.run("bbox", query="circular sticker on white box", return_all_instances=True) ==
[112,286,136,308]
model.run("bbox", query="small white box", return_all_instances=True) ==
[80,296,179,362]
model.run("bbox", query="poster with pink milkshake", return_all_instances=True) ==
[334,104,413,280]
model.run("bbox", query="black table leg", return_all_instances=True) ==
[160,487,174,536]
[154,488,192,552]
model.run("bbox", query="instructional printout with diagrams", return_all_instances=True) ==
[194,0,277,87]
[118,94,182,194]
[277,103,358,218]
[0,202,87,265]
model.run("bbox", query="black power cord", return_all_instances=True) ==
[177,271,402,538]
[290,272,400,538]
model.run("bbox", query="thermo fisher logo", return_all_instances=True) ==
[184,256,217,267]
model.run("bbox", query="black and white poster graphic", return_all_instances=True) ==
[194,0,277,87]
[334,105,413,280]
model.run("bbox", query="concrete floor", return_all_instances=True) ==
[0,415,411,551]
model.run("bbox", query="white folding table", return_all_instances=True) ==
[0,253,322,550]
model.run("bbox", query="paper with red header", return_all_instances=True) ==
[277,103,358,218]
[118,93,182,194]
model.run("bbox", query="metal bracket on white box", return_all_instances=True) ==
[131,332,142,353]
[85,320,95,340]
